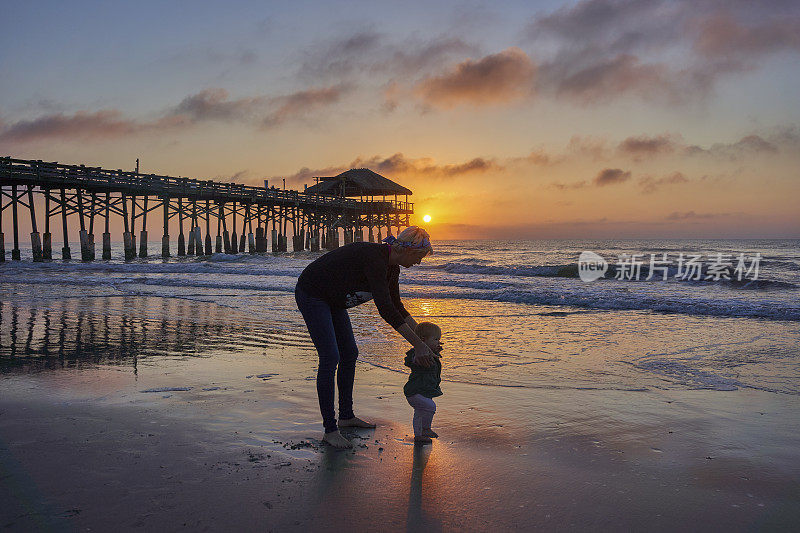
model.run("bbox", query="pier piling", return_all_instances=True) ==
[103,192,111,260]
[0,189,4,262]
[204,200,212,255]
[11,184,21,260]
[121,193,135,261]
[177,197,186,256]
[139,195,148,257]
[27,185,43,262]
[60,188,71,261]
[43,191,52,260]
[231,202,238,254]
[162,197,170,258]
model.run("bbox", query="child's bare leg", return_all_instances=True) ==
[408,394,436,443]
[420,403,436,438]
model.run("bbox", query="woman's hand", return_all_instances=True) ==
[413,344,436,367]
[396,322,435,367]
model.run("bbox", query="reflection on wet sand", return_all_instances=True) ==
[0,297,314,373]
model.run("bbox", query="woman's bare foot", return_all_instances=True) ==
[323,430,353,448]
[338,416,376,428]
[422,428,438,438]
[414,435,433,444]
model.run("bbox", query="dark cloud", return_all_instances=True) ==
[1,84,350,144]
[261,85,349,127]
[299,31,475,82]
[552,54,677,104]
[524,0,800,104]
[566,136,610,160]
[618,134,679,155]
[685,134,779,157]
[168,85,348,128]
[352,153,502,177]
[171,88,267,121]
[523,149,553,166]
[216,170,249,181]
[276,152,501,187]
[280,165,350,187]
[388,37,476,77]
[0,110,186,144]
[0,110,136,143]
[639,172,689,193]
[693,11,800,59]
[413,48,535,108]
[299,31,382,79]
[593,168,631,186]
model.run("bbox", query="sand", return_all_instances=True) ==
[2,351,799,532]
[1,293,800,531]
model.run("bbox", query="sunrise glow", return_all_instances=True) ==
[1,2,797,239]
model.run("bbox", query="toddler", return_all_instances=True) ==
[404,322,443,444]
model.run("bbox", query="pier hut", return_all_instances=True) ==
[0,157,413,261]
[305,168,412,245]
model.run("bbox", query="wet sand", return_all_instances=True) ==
[2,294,800,531]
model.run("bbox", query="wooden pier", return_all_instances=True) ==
[0,157,413,262]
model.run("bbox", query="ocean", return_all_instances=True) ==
[2,239,799,395]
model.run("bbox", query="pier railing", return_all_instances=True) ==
[0,157,413,214]
[0,156,413,261]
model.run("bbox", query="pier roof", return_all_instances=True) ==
[306,168,412,197]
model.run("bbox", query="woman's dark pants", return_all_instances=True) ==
[295,285,358,433]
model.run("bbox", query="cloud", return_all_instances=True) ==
[413,48,536,109]
[262,85,349,127]
[549,181,587,190]
[618,134,679,156]
[523,149,553,166]
[566,136,610,160]
[0,110,185,144]
[170,85,348,128]
[685,134,779,157]
[280,165,350,186]
[593,168,631,186]
[299,31,476,81]
[351,153,502,178]
[299,31,383,79]
[551,53,677,104]
[693,11,800,60]
[216,170,249,181]
[388,37,477,77]
[171,88,267,122]
[0,84,351,144]
[639,172,689,193]
[665,210,735,220]
[524,0,800,105]
[277,152,502,186]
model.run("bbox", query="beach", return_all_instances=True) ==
[2,240,800,531]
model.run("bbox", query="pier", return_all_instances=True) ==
[0,157,413,262]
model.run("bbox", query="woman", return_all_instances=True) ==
[295,226,435,448]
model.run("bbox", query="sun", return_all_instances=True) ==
[423,214,432,223]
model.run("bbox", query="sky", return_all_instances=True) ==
[1,0,799,239]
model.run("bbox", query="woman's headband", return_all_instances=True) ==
[383,234,432,252]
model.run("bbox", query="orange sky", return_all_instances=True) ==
[2,1,799,239]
